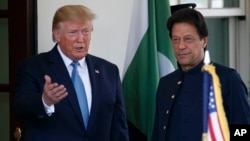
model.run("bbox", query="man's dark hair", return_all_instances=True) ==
[167,8,208,40]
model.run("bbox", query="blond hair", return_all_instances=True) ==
[52,5,96,41]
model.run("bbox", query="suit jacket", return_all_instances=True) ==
[14,45,129,141]
[152,61,250,141]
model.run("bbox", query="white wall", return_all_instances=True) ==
[37,0,133,77]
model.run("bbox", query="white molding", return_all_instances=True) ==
[197,8,245,17]
[195,0,245,17]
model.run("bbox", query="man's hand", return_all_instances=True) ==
[42,75,68,106]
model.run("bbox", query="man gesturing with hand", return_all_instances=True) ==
[42,75,68,106]
[14,5,129,141]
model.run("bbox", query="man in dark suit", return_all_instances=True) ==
[152,8,250,141]
[14,5,129,141]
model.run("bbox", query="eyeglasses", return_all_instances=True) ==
[171,36,196,44]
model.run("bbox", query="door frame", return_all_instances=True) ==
[8,0,37,140]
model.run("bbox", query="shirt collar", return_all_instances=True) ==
[179,59,204,75]
[57,45,86,68]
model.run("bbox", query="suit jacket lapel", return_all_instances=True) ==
[85,55,101,131]
[48,46,85,129]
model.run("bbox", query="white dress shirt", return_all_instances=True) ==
[43,45,92,115]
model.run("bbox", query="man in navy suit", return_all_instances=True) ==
[14,5,129,141]
[152,8,250,141]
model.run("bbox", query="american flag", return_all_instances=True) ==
[202,50,229,141]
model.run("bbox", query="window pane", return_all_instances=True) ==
[206,18,229,66]
[224,0,239,8]
[171,0,240,8]
[0,92,10,141]
[0,0,8,9]
[0,18,9,83]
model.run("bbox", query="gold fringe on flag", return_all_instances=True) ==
[202,64,230,141]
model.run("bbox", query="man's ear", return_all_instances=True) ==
[52,29,60,42]
[202,36,208,48]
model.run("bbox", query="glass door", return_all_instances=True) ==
[0,0,37,141]
[0,1,10,140]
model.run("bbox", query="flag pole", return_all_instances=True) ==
[202,50,210,141]
[202,50,229,141]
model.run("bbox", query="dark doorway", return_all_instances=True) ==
[0,0,37,141]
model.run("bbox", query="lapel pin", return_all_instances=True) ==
[95,69,100,74]
[177,81,182,85]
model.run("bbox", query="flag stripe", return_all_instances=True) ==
[122,0,176,140]
[208,113,224,141]
[122,0,148,77]
[202,63,229,141]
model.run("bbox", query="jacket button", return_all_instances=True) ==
[171,95,175,99]
[166,110,169,114]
